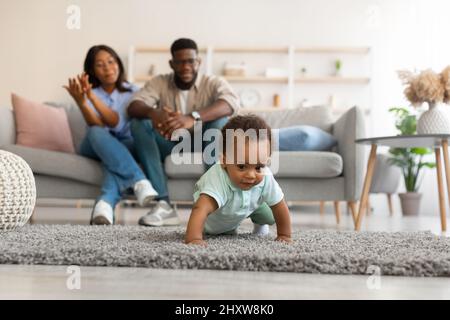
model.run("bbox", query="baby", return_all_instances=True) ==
[185,114,292,246]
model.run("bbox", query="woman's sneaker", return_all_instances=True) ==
[138,200,180,226]
[91,200,114,225]
[133,179,158,207]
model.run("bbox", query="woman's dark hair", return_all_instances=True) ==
[83,45,131,92]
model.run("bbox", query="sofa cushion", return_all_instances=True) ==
[165,151,343,179]
[12,94,75,153]
[44,102,87,153]
[1,144,103,186]
[165,153,206,179]
[239,105,335,132]
[277,125,338,151]
[271,151,343,178]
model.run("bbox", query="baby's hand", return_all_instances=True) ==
[186,239,207,246]
[275,235,292,243]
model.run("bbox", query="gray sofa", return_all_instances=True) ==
[0,104,366,203]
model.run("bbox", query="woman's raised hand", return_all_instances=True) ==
[63,76,86,106]
[78,72,93,99]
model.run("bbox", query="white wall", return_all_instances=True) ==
[1,0,450,216]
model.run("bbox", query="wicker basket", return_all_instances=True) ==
[0,150,36,230]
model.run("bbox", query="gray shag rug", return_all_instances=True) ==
[1,224,450,277]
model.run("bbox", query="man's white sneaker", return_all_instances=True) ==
[252,224,270,236]
[133,179,158,207]
[138,200,180,226]
[91,200,114,225]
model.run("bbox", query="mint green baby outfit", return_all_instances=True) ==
[193,163,284,235]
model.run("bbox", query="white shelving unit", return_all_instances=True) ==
[128,45,372,114]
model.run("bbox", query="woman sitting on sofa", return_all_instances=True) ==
[64,45,158,225]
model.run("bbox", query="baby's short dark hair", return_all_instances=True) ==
[221,114,272,154]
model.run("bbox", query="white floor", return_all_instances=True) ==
[1,201,450,300]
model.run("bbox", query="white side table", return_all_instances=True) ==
[355,135,450,232]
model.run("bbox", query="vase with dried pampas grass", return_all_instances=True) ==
[398,67,450,134]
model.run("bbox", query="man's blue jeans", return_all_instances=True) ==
[79,126,146,208]
[130,117,228,201]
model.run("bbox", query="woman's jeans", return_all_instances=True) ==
[79,126,146,208]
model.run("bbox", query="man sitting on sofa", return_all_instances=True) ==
[127,38,240,227]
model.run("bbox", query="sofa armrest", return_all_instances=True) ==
[0,106,15,147]
[332,106,366,201]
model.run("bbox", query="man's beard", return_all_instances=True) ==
[174,72,198,90]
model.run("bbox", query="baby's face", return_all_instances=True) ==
[222,139,271,190]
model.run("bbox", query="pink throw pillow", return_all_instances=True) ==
[11,93,75,153]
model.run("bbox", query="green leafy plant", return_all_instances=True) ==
[388,107,435,192]
[335,59,342,72]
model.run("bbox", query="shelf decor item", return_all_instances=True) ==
[148,64,155,76]
[398,66,450,134]
[265,67,288,78]
[334,59,342,77]
[223,62,247,77]
[300,67,307,77]
[273,94,281,107]
[0,150,36,230]
[239,89,261,108]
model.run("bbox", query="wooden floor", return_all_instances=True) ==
[1,201,450,300]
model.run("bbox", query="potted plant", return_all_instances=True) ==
[388,107,436,216]
[300,67,307,77]
[334,59,342,77]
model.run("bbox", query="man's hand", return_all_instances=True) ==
[186,239,207,246]
[148,107,172,137]
[275,235,292,243]
[161,110,195,140]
